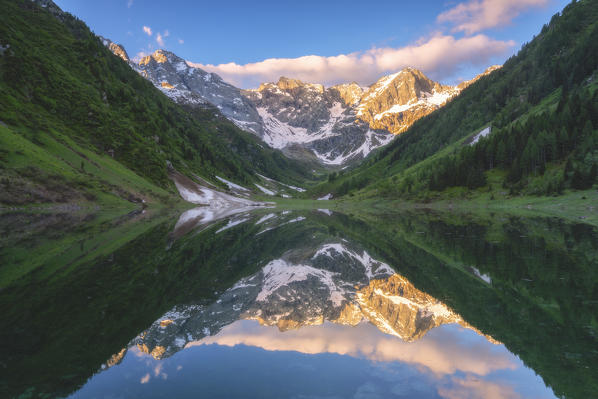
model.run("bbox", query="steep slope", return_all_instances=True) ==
[355,67,459,134]
[0,0,313,206]
[312,0,598,199]
[100,39,266,136]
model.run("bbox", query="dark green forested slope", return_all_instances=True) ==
[313,0,598,200]
[0,0,314,206]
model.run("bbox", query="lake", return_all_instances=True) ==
[1,207,596,398]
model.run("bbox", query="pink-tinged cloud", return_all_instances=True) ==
[142,26,152,36]
[156,33,165,47]
[192,34,514,88]
[437,0,549,35]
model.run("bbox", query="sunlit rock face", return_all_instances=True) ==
[355,68,458,135]
[129,241,496,360]
[99,36,129,62]
[354,65,501,134]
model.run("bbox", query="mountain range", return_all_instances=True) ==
[101,38,499,165]
[1,0,596,208]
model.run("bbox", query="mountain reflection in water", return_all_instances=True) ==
[1,208,596,399]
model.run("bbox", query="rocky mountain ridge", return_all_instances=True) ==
[101,39,500,165]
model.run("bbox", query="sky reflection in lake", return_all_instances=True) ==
[71,320,555,399]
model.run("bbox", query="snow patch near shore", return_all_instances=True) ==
[171,171,273,237]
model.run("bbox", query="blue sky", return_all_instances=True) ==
[54,0,569,88]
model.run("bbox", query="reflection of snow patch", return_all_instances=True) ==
[312,243,394,279]
[256,259,346,307]
[255,213,276,225]
[216,217,251,233]
[470,266,492,284]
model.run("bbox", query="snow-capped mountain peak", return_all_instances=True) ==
[356,67,460,134]
[101,40,500,165]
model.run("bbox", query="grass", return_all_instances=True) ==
[0,124,183,209]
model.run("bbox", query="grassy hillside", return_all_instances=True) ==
[0,0,316,206]
[311,0,598,200]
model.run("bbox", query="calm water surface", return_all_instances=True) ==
[0,207,596,398]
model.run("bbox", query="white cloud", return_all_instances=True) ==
[156,33,165,47]
[163,30,170,37]
[140,373,150,384]
[437,0,549,35]
[142,26,152,36]
[192,34,514,88]
[127,0,133,8]
[178,39,184,44]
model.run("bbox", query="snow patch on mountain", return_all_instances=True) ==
[314,129,394,165]
[216,176,249,192]
[372,89,453,121]
[313,243,394,279]
[470,126,491,145]
[255,184,276,195]
[257,107,336,149]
